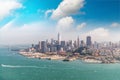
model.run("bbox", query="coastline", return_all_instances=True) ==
[19,51,66,60]
[19,51,80,62]
[19,51,120,63]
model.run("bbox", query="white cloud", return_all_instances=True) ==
[76,22,86,30]
[0,0,23,20]
[81,28,110,42]
[89,28,109,37]
[111,22,120,27]
[110,32,120,42]
[0,21,55,45]
[55,17,87,41]
[51,0,85,20]
[56,17,87,34]
[56,16,74,32]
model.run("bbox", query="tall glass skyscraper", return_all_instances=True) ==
[86,36,92,47]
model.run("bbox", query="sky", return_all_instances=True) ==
[0,0,120,45]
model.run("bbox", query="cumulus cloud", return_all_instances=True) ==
[81,28,110,42]
[0,21,55,44]
[111,22,120,27]
[55,17,87,41]
[56,16,87,33]
[76,22,86,30]
[0,0,23,20]
[51,0,85,20]
[56,16,74,32]
[89,28,109,37]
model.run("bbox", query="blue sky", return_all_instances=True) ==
[0,0,120,44]
[0,0,119,27]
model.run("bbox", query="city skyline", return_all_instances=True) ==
[0,0,120,45]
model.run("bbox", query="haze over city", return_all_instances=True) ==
[0,0,120,45]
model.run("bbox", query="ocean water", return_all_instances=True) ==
[0,47,120,80]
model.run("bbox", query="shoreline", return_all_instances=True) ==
[19,51,120,63]
[19,52,66,60]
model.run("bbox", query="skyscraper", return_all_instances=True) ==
[86,36,92,47]
[58,33,61,45]
[41,41,47,53]
[61,41,66,47]
[77,36,80,48]
[38,41,41,52]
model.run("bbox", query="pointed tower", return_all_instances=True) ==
[77,36,80,48]
[58,33,61,45]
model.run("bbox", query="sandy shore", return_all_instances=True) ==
[83,59,102,63]
[19,52,65,60]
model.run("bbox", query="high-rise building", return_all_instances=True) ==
[119,41,120,48]
[80,40,85,47]
[61,41,66,47]
[50,46,57,52]
[38,41,41,52]
[51,38,54,45]
[93,41,99,49]
[61,41,66,51]
[77,36,80,48]
[41,41,47,53]
[58,33,61,45]
[86,36,92,47]
[73,40,77,48]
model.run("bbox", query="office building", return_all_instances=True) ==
[86,36,92,47]
[77,36,80,48]
[41,41,47,53]
[58,33,61,45]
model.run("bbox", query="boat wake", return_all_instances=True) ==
[1,64,40,68]
[1,64,74,69]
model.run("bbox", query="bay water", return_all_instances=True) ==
[0,46,120,80]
